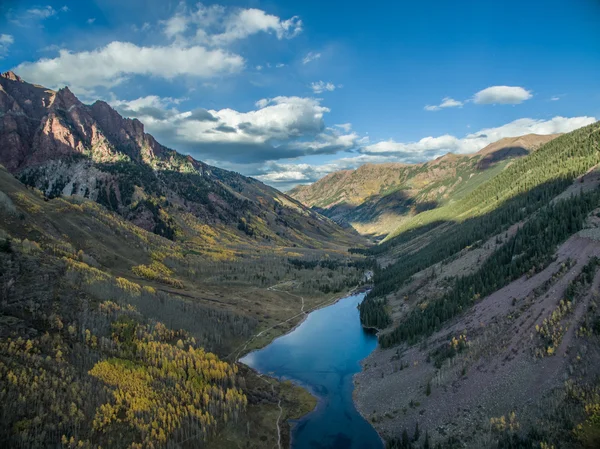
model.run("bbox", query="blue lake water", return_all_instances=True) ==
[240,292,383,449]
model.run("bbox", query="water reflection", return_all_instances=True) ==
[241,293,383,449]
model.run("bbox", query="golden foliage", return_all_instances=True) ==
[132,261,184,289]
[88,311,247,448]
[490,411,520,433]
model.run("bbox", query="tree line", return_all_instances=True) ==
[380,188,600,347]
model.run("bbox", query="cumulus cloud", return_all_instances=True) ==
[106,90,596,189]
[13,42,244,93]
[473,86,533,104]
[111,95,184,121]
[162,3,302,45]
[252,116,596,188]
[13,3,304,92]
[311,81,336,94]
[302,51,321,64]
[111,94,360,164]
[424,97,463,111]
[361,116,596,159]
[335,123,352,132]
[26,6,57,19]
[0,34,14,58]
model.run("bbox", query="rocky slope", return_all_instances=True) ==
[290,134,559,238]
[0,71,363,250]
[353,122,600,448]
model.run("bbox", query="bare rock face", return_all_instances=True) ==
[0,72,358,249]
[0,71,181,172]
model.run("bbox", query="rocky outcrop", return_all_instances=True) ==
[0,72,362,249]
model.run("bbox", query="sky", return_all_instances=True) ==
[1,0,599,191]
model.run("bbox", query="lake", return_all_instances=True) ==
[240,292,383,449]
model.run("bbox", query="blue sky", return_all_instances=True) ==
[1,0,599,190]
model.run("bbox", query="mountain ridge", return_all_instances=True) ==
[0,71,363,250]
[289,133,560,238]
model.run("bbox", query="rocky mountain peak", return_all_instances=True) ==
[54,86,83,111]
[1,71,22,82]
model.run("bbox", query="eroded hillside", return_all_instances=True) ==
[0,71,364,251]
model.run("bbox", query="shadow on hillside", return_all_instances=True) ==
[476,146,529,170]
[312,189,439,229]
[355,177,579,298]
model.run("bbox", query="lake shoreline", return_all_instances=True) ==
[239,288,383,449]
[237,283,372,361]
[236,286,373,448]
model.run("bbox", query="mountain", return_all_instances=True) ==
[0,73,370,449]
[353,121,600,448]
[0,71,363,251]
[289,133,559,239]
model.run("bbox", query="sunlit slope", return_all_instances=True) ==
[364,121,599,303]
[0,72,365,253]
[385,122,600,242]
[290,134,558,238]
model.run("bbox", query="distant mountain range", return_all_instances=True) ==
[289,133,559,239]
[0,71,362,250]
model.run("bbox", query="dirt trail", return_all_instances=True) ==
[268,285,306,313]
[253,373,283,449]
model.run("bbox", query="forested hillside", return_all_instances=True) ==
[364,121,600,304]
[0,72,369,449]
[353,121,600,449]
[290,134,558,238]
[0,160,371,448]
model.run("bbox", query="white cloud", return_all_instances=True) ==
[473,86,533,104]
[163,13,189,38]
[335,123,352,132]
[110,95,184,120]
[162,3,302,46]
[424,97,463,111]
[276,63,286,68]
[361,116,596,159]
[111,94,360,164]
[14,3,299,90]
[256,65,263,70]
[302,51,321,64]
[252,116,597,188]
[13,42,245,93]
[26,6,56,19]
[0,34,14,58]
[311,81,336,94]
